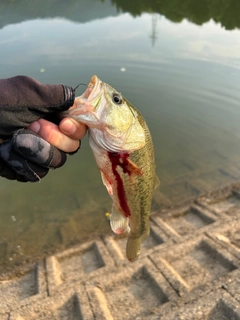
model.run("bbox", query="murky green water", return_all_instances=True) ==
[0,0,240,270]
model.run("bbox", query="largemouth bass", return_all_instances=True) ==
[64,75,159,262]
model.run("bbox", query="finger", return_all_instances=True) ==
[28,119,80,153]
[0,140,48,182]
[0,157,20,180]
[59,118,87,140]
[13,129,67,169]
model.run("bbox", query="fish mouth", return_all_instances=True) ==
[81,75,101,101]
[59,75,102,121]
[72,75,102,107]
[64,75,103,126]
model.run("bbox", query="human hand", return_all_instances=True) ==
[28,117,86,153]
[0,76,86,182]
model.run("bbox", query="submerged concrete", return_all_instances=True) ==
[1,182,240,319]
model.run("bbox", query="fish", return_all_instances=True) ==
[63,75,159,262]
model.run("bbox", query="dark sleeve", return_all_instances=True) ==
[0,75,75,140]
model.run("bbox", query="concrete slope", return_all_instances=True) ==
[1,182,240,319]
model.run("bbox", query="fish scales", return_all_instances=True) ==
[121,114,156,260]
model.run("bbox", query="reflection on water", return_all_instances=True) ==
[1,0,240,30]
[111,0,240,30]
[1,0,240,270]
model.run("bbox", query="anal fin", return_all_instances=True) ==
[110,205,130,235]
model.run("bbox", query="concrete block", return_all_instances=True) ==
[0,261,46,314]
[150,234,240,296]
[9,287,93,320]
[85,258,177,319]
[46,238,114,295]
[152,204,217,239]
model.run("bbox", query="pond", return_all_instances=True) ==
[0,0,240,270]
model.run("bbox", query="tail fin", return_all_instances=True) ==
[126,228,150,262]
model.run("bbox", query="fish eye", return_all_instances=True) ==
[112,93,123,105]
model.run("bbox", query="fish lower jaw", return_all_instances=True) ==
[75,97,87,105]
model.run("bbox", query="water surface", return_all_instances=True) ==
[0,0,240,269]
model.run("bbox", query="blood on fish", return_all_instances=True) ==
[108,152,131,217]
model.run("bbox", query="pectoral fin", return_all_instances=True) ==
[110,205,130,235]
[125,158,143,176]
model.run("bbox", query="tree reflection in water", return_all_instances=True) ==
[0,0,239,30]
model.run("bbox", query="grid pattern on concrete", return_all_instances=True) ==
[1,182,240,319]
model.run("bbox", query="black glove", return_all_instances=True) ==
[0,75,75,182]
